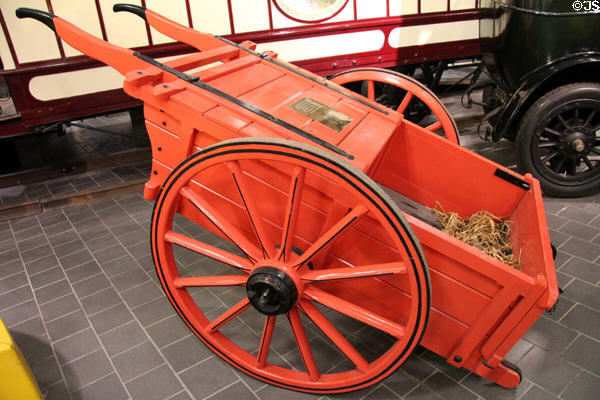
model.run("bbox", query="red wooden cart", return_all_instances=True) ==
[17,5,558,394]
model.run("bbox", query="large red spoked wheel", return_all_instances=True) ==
[151,138,430,393]
[330,68,460,144]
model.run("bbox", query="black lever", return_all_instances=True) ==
[113,4,147,20]
[15,8,56,31]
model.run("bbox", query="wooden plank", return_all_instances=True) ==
[380,185,440,228]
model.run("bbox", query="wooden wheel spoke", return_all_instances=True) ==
[397,92,414,113]
[584,109,597,127]
[288,308,320,380]
[366,80,375,101]
[583,156,595,170]
[425,121,442,132]
[256,315,276,369]
[299,300,368,371]
[301,262,407,283]
[180,186,262,260]
[165,231,252,272]
[558,114,570,129]
[541,151,559,163]
[227,161,275,258]
[293,205,368,268]
[206,298,251,334]
[543,127,563,138]
[304,286,405,339]
[551,156,567,173]
[278,167,306,262]
[537,141,559,149]
[173,275,247,289]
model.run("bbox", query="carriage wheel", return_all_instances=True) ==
[330,68,460,144]
[151,138,430,393]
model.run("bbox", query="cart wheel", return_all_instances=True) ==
[517,82,600,197]
[151,138,430,393]
[330,68,460,144]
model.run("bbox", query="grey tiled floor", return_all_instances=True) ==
[1,157,599,400]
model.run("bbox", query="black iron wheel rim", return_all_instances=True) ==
[531,99,600,186]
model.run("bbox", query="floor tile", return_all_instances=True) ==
[59,249,94,270]
[380,369,419,397]
[29,266,66,290]
[63,260,102,284]
[561,304,600,340]
[561,370,600,400]
[99,320,148,357]
[403,384,443,400]
[423,372,477,400]
[0,271,28,292]
[89,303,134,335]
[146,315,191,348]
[21,244,53,264]
[72,273,110,298]
[0,284,33,310]
[100,254,139,277]
[518,345,580,395]
[17,234,49,253]
[520,385,559,400]
[560,238,600,261]
[45,310,90,341]
[522,316,578,353]
[31,355,63,389]
[562,278,600,309]
[80,287,121,316]
[161,335,211,372]
[40,293,81,322]
[34,279,73,304]
[179,356,238,399]
[560,257,600,284]
[1,299,39,327]
[71,373,129,400]
[132,296,177,327]
[126,364,183,400]
[112,341,165,381]
[204,381,256,400]
[121,280,162,309]
[110,267,150,292]
[42,380,70,400]
[62,349,115,391]
[53,328,101,366]
[562,335,600,375]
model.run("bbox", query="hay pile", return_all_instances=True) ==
[431,203,522,270]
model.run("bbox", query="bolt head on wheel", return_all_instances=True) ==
[247,267,298,315]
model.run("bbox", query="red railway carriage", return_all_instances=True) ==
[16,4,557,395]
[0,0,480,137]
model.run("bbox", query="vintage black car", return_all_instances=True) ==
[480,0,600,197]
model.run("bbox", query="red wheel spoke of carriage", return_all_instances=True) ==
[330,68,460,144]
[151,138,430,393]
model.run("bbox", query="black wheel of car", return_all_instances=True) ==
[516,82,600,197]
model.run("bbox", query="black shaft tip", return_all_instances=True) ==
[113,4,147,20]
[15,8,56,32]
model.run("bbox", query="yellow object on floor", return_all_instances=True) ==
[0,318,42,400]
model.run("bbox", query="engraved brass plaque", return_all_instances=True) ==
[289,97,352,133]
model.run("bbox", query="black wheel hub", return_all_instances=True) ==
[246,267,298,315]
[561,128,593,157]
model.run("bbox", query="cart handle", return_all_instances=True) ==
[113,3,224,51]
[112,3,390,116]
[16,7,147,75]
[15,8,56,31]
